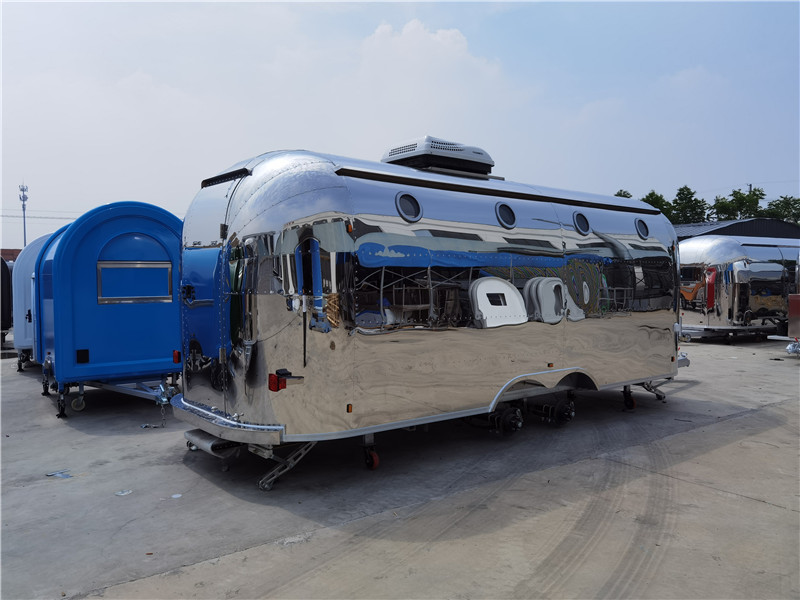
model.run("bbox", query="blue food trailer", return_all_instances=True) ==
[34,202,183,417]
[12,233,54,371]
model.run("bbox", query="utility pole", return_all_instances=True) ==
[19,183,29,247]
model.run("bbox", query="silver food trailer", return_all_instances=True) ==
[679,235,799,339]
[172,137,682,489]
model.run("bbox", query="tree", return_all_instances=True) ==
[760,195,800,224]
[640,190,672,220]
[710,186,765,221]
[671,185,709,224]
[614,189,632,198]
[730,187,765,219]
[709,195,736,221]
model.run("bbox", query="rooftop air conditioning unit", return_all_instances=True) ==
[381,135,495,177]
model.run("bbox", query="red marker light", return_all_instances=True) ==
[268,373,287,392]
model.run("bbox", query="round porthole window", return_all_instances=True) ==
[573,212,591,236]
[395,193,422,223]
[495,203,516,229]
[635,218,650,240]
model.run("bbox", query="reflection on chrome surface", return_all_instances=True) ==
[679,235,798,331]
[175,148,680,446]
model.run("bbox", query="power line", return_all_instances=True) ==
[9,208,85,215]
[695,179,799,195]
[1,214,76,221]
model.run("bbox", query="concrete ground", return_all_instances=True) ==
[1,334,798,599]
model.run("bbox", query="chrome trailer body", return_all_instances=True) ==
[172,146,680,488]
[679,235,799,339]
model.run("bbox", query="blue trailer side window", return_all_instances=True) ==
[97,261,173,304]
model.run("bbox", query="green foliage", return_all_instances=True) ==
[710,187,765,220]
[627,183,798,225]
[709,195,735,221]
[731,187,764,218]
[640,190,672,220]
[761,195,800,224]
[671,185,710,224]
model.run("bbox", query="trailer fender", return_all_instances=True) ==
[490,367,598,410]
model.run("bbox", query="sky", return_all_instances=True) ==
[2,1,799,249]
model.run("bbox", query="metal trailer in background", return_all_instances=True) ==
[789,294,800,338]
[171,136,683,489]
[1,258,12,344]
[12,233,55,371]
[34,202,183,417]
[679,235,800,340]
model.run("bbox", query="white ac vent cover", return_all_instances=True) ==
[381,135,494,175]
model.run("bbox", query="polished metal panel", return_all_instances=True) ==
[679,235,799,327]
[174,149,680,443]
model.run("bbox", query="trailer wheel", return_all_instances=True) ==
[364,449,380,470]
[71,396,86,412]
[552,399,575,427]
[623,392,636,411]
[499,407,524,435]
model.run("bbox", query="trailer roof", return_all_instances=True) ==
[326,152,662,216]
[674,218,800,241]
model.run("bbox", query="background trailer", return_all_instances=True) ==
[1,258,12,343]
[679,235,799,339]
[12,233,54,371]
[35,202,183,417]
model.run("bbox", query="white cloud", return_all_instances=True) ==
[656,65,728,96]
[340,19,533,161]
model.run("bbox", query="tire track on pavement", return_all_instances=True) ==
[262,473,523,599]
[596,440,677,599]
[512,419,635,599]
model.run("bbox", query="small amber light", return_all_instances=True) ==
[346,404,353,413]
[346,222,353,233]
[547,363,554,368]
